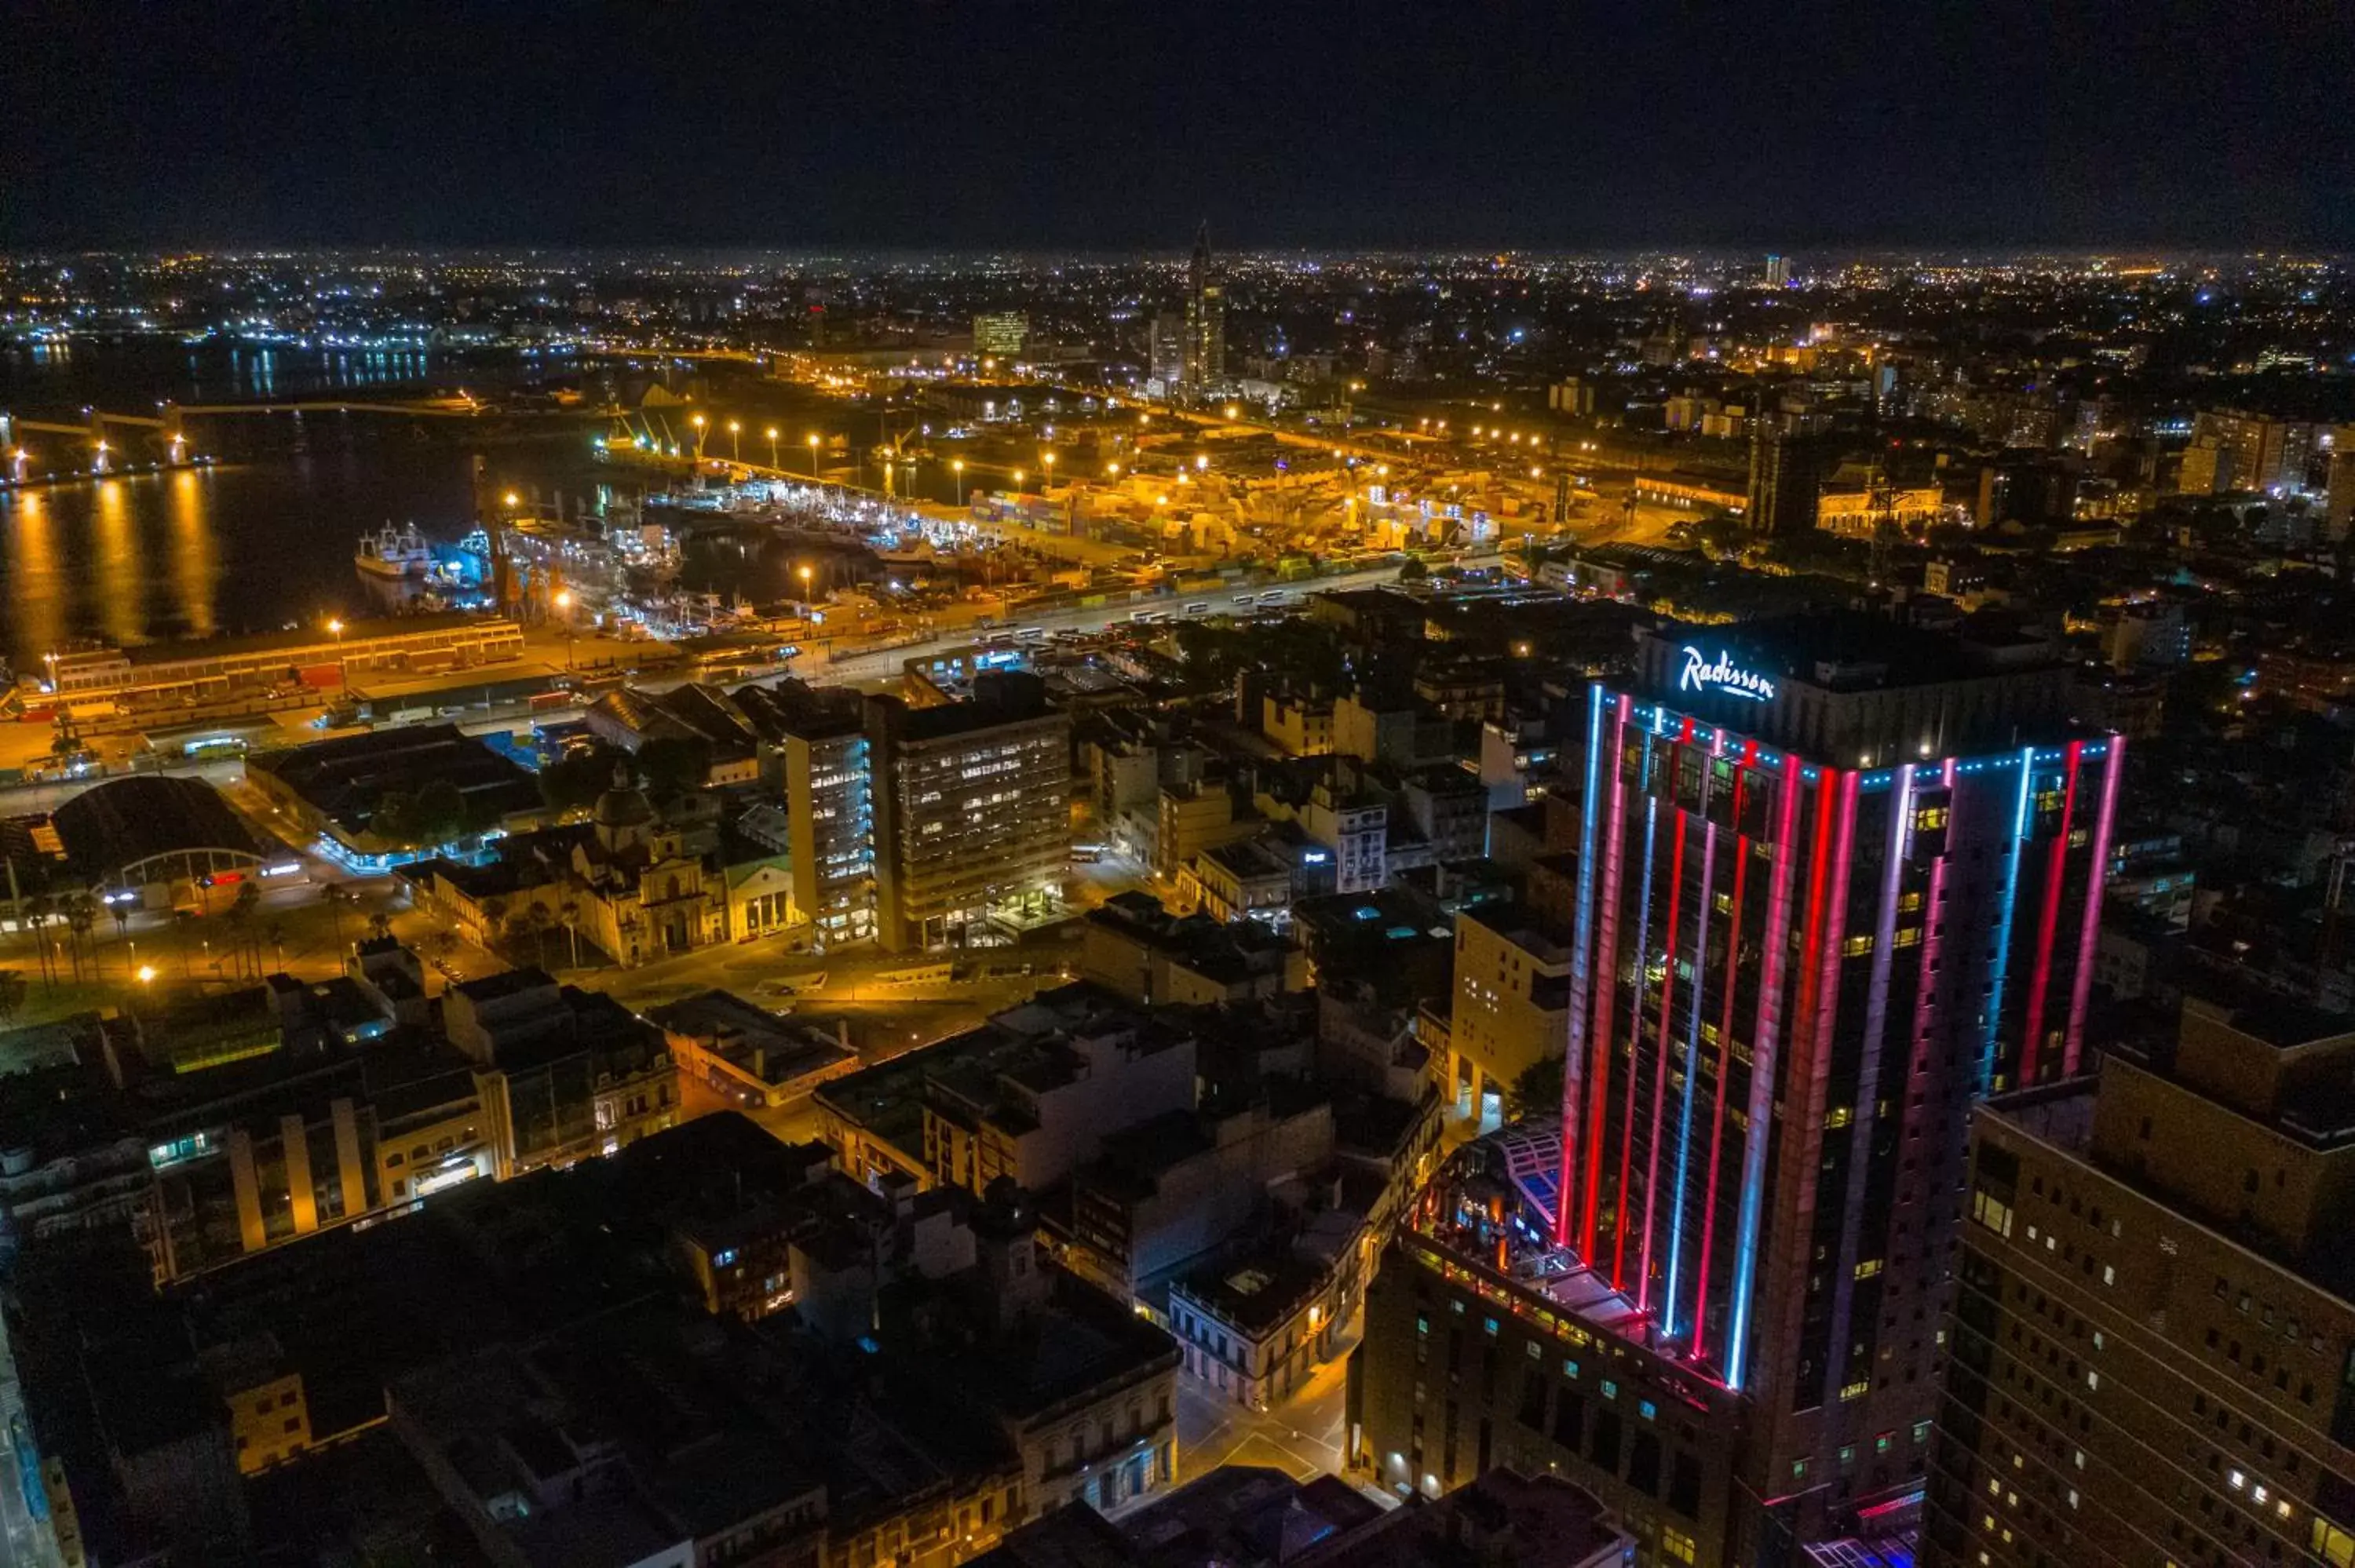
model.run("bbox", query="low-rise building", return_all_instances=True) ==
[1079,891,1305,1005]
[648,988,860,1111]
[1446,901,1575,1123]
[443,967,677,1176]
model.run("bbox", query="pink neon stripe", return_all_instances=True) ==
[1689,758,1750,1361]
[2064,736,2126,1074]
[2019,742,2082,1083]
[1580,695,1632,1256]
[1637,807,1689,1312]
[1612,760,1665,1290]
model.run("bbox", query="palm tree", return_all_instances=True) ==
[60,894,99,983]
[21,896,56,990]
[557,897,583,971]
[228,883,262,977]
[481,896,512,957]
[320,882,353,953]
[0,970,26,1026]
[266,920,287,974]
[367,910,394,944]
[221,900,254,979]
[173,907,196,979]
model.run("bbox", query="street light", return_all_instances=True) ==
[951,458,965,498]
[805,432,820,476]
[798,564,814,619]
[327,617,347,695]
[766,426,780,469]
[502,490,520,509]
[1041,452,1055,485]
[727,419,741,463]
[553,589,575,669]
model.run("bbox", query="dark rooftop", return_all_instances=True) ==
[49,775,261,883]
[248,723,541,837]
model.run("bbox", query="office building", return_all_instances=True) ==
[783,704,877,946]
[1925,997,2355,1568]
[1765,254,1792,289]
[1356,616,2124,1559]
[1744,415,1824,536]
[867,672,1071,952]
[1150,309,1187,387]
[974,311,1030,359]
[1355,1121,1743,1566]
[1182,222,1226,390]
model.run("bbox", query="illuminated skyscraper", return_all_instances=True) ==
[1765,253,1792,288]
[1353,617,2123,1560]
[867,673,1070,952]
[1182,221,1226,390]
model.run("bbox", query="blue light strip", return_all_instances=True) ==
[1566,684,1605,1068]
[1725,761,1806,1392]
[1560,680,1606,1234]
[1980,745,2038,1094]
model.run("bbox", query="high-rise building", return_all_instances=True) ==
[2326,425,2355,542]
[1925,997,2355,1568]
[867,672,1071,951]
[973,311,1029,359]
[1745,414,1824,536]
[783,706,875,947]
[1765,254,1793,289]
[1182,221,1226,390]
[1355,617,2126,1560]
[2193,409,2313,494]
[1150,310,1187,387]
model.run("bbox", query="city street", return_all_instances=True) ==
[809,563,1409,684]
[1174,1328,1353,1486]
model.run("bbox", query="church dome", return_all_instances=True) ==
[591,763,655,833]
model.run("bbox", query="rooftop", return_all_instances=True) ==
[248,723,542,837]
[49,775,261,882]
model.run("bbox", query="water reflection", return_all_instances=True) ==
[3,489,64,665]
[168,469,217,637]
[89,480,143,647]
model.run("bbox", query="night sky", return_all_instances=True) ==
[6,0,2350,251]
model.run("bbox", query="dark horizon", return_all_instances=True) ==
[7,0,2350,253]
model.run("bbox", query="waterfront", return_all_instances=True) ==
[0,342,932,671]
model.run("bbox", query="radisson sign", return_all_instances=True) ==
[1678,645,1776,702]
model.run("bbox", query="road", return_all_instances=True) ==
[1174,1321,1354,1487]
[810,563,1409,684]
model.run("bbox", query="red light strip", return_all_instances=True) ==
[2018,741,2082,1084]
[1689,752,1751,1362]
[2064,737,2125,1074]
[1579,695,1633,1256]
[1637,797,1689,1312]
[1612,731,1673,1292]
